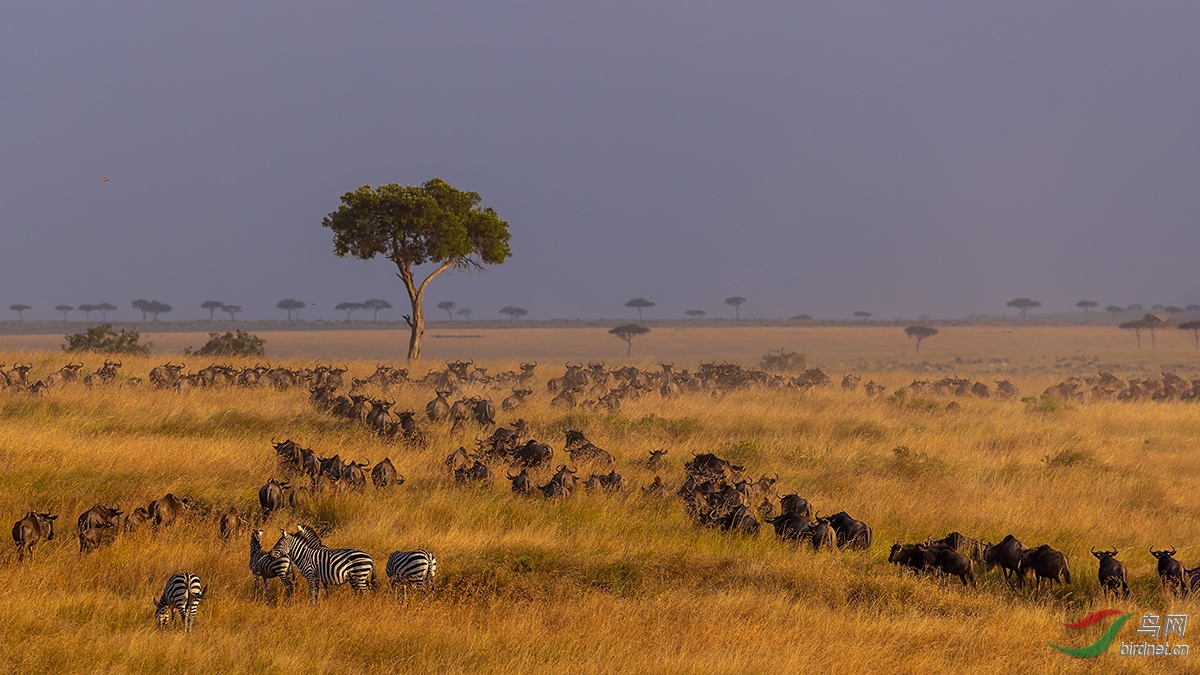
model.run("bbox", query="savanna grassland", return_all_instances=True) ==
[1,325,1199,674]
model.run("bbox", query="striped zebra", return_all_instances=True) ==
[269,526,374,602]
[154,573,205,632]
[386,550,437,599]
[250,529,294,598]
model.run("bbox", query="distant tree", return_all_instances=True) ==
[222,305,242,321]
[1187,305,1200,312]
[1105,305,1124,322]
[96,303,117,321]
[499,306,528,321]
[1126,304,1143,311]
[1075,300,1098,322]
[144,301,172,321]
[725,297,747,319]
[322,178,512,361]
[55,305,73,321]
[905,325,938,352]
[853,311,872,322]
[78,304,97,321]
[1005,297,1041,321]
[456,308,473,320]
[1119,319,1147,349]
[437,301,457,320]
[1179,321,1200,350]
[201,300,225,321]
[9,304,30,321]
[789,314,814,320]
[1142,313,1164,349]
[609,323,650,357]
[1152,304,1165,311]
[335,301,364,321]
[277,299,304,321]
[684,309,706,320]
[131,299,150,321]
[624,298,655,322]
[362,298,392,322]
[1165,306,1183,317]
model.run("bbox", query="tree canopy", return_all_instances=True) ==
[222,305,242,321]
[684,309,706,319]
[55,305,73,320]
[904,325,938,352]
[1179,321,1200,350]
[322,178,512,360]
[131,299,172,321]
[9,304,30,321]
[853,311,872,322]
[201,300,225,321]
[1005,297,1041,321]
[277,299,304,321]
[78,304,98,320]
[499,306,528,321]
[609,323,650,357]
[437,300,457,319]
[725,297,747,319]
[1075,300,1098,322]
[456,308,473,319]
[362,298,392,321]
[625,298,655,322]
[1105,305,1124,321]
[96,303,117,320]
[335,301,364,321]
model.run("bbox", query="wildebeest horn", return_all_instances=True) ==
[1170,547,1177,556]
[1091,546,1097,554]
[507,471,517,479]
[1108,547,1118,556]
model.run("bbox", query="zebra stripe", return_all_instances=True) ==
[386,550,437,592]
[270,528,374,602]
[250,529,294,597]
[155,572,204,632]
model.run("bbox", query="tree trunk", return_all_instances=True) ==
[396,259,456,362]
[735,306,741,320]
[637,307,643,322]
[915,338,921,353]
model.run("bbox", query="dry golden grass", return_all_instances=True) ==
[1,338,1198,673]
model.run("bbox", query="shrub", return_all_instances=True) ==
[760,348,806,372]
[187,330,266,357]
[62,324,151,355]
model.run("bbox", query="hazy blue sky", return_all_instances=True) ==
[2,2,1197,322]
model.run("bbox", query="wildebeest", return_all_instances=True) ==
[507,468,532,494]
[537,480,570,498]
[219,509,248,542]
[889,543,926,572]
[78,504,122,533]
[148,494,189,530]
[548,465,578,492]
[1151,547,1187,596]
[259,479,290,519]
[563,430,614,465]
[647,449,668,470]
[583,470,626,492]
[714,504,760,535]
[823,511,872,550]
[642,475,668,496]
[44,362,84,387]
[79,522,115,554]
[149,362,186,388]
[928,531,984,562]
[426,389,451,422]
[1092,547,1129,598]
[340,459,369,492]
[1019,544,1071,591]
[777,493,814,520]
[983,534,1026,584]
[472,398,496,426]
[502,388,531,411]
[928,546,975,586]
[12,511,57,561]
[685,452,743,484]
[511,440,553,468]
[124,507,153,533]
[454,461,493,483]
[766,512,811,542]
[807,520,837,551]
[371,458,403,489]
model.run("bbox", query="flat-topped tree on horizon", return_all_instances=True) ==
[625,298,655,322]
[277,299,304,321]
[684,309,706,320]
[9,304,30,321]
[905,324,938,352]
[362,298,391,322]
[222,305,242,321]
[1179,321,1200,350]
[1006,297,1041,322]
[499,306,528,321]
[322,178,512,361]
[610,323,650,357]
[437,301,457,320]
[1143,313,1164,349]
[1120,317,1150,349]
[456,308,473,320]
[335,302,364,322]
[725,297,746,320]
[1106,305,1124,322]
[1075,300,1098,322]
[55,305,73,321]
[78,304,97,321]
[201,300,225,321]
[96,303,116,321]
[853,311,871,322]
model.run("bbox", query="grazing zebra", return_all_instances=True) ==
[154,573,205,632]
[250,529,294,598]
[385,550,437,599]
[269,526,374,602]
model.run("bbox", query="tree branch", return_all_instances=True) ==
[418,259,459,298]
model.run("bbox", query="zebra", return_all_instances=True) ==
[269,526,374,602]
[154,573,204,632]
[385,550,437,599]
[250,529,295,598]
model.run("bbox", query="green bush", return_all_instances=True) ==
[187,330,266,357]
[62,324,151,355]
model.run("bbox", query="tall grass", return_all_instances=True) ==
[0,352,1194,673]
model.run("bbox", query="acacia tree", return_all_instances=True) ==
[1076,300,1098,322]
[96,303,117,321]
[499,306,528,321]
[904,325,938,352]
[78,304,97,320]
[684,309,706,320]
[131,299,150,321]
[725,297,747,319]
[335,302,364,321]
[853,311,872,322]
[1120,319,1146,349]
[222,305,242,321]
[1006,297,1041,321]
[456,308,473,319]
[1106,305,1124,322]
[437,301,457,320]
[363,298,392,322]
[9,304,30,321]
[201,300,225,321]
[323,178,512,361]
[55,305,73,321]
[1143,313,1164,349]
[277,299,304,321]
[1179,321,1200,350]
[145,301,172,321]
[610,323,650,357]
[625,298,655,322]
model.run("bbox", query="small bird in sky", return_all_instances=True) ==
[102,177,108,183]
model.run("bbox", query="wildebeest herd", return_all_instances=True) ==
[9,357,1200,632]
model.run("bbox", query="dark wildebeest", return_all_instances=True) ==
[1092,547,1129,598]
[715,505,760,535]
[537,480,570,498]
[928,531,984,562]
[889,543,927,573]
[341,459,369,492]
[928,546,975,586]
[472,398,496,426]
[766,512,811,543]
[583,471,625,492]
[777,493,814,520]
[148,494,189,531]
[426,389,451,422]
[219,509,248,542]
[1019,544,1072,591]
[512,440,553,468]
[642,476,668,496]
[372,458,403,489]
[258,479,290,519]
[507,468,532,495]
[455,461,493,483]
[79,522,115,555]
[124,507,153,533]
[1151,547,1187,597]
[445,447,470,470]
[824,511,872,550]
[563,430,614,465]
[78,504,122,533]
[807,520,837,551]
[12,511,57,561]
[983,534,1026,584]
[647,449,668,470]
[549,465,578,492]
